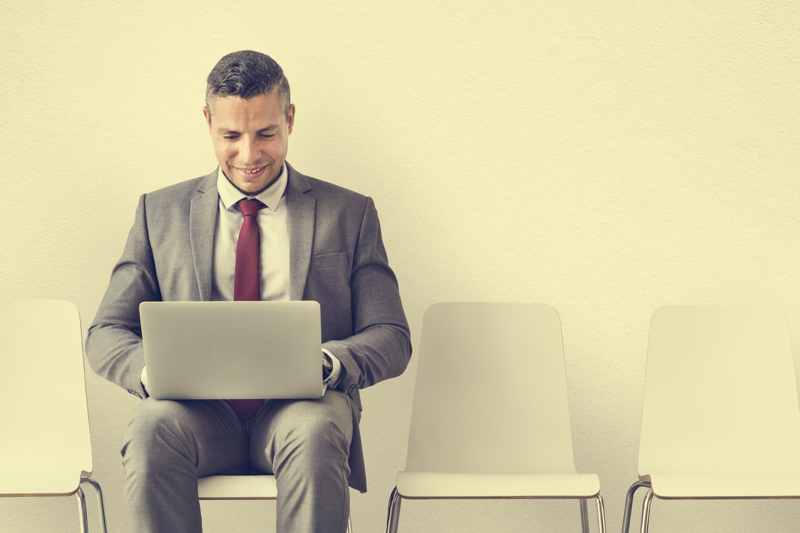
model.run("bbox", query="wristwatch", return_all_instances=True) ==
[322,351,333,382]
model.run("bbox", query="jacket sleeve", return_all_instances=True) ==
[321,197,412,395]
[86,194,160,399]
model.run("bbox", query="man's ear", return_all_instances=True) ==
[203,105,212,129]
[286,104,295,135]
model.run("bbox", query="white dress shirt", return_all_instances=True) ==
[211,164,291,302]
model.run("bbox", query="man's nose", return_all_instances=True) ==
[239,137,259,164]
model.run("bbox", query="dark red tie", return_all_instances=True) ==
[233,199,262,302]
[230,199,264,421]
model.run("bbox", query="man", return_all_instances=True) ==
[86,50,411,533]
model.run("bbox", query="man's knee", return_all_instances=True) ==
[294,409,350,453]
[257,392,356,471]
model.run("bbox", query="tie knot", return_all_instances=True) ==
[238,198,262,217]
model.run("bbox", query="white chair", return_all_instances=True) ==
[622,306,800,533]
[0,299,107,532]
[198,468,353,531]
[386,302,606,533]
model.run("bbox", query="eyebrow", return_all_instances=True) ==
[218,126,278,135]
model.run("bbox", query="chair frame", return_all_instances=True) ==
[620,481,652,533]
[76,478,108,533]
[386,487,605,533]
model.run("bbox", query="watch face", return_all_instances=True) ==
[322,352,333,380]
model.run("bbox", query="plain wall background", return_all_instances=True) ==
[2,1,800,531]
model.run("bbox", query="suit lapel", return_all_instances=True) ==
[286,163,315,301]
[190,171,219,301]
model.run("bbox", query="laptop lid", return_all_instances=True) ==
[140,301,323,400]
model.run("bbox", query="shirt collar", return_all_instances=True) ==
[216,163,288,212]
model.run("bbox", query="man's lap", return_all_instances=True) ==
[121,389,357,478]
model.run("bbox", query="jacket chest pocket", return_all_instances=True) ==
[309,252,348,270]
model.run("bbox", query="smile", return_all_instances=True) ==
[237,166,266,174]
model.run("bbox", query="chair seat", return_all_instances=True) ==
[0,470,82,496]
[396,471,600,499]
[198,475,277,500]
[647,474,800,499]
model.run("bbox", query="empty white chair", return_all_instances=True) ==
[0,299,107,532]
[386,302,606,532]
[622,306,800,533]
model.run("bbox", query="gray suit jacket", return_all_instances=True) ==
[86,163,411,491]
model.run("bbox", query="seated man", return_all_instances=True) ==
[86,50,411,533]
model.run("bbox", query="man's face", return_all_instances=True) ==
[204,90,295,195]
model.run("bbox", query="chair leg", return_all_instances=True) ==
[386,487,402,533]
[639,488,654,533]
[80,478,108,533]
[76,486,89,533]
[580,498,590,533]
[621,481,651,533]
[594,494,607,533]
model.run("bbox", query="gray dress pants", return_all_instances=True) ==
[121,389,357,533]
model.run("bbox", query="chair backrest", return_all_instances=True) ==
[404,302,578,475]
[639,306,800,477]
[0,299,93,478]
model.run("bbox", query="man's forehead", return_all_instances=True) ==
[217,111,277,129]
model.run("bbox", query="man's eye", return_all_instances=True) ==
[223,135,239,140]
[259,134,275,139]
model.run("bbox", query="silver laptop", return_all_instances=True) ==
[140,301,324,400]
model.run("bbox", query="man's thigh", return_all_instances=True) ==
[123,398,250,477]
[248,389,358,474]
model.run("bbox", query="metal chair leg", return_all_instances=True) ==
[76,486,89,533]
[595,494,607,533]
[639,488,654,533]
[386,487,402,533]
[80,478,108,533]
[580,498,590,533]
[621,481,651,533]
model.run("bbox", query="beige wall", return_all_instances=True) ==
[2,1,800,531]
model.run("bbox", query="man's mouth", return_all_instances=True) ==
[237,166,266,174]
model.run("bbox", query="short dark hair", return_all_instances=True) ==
[205,50,291,120]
